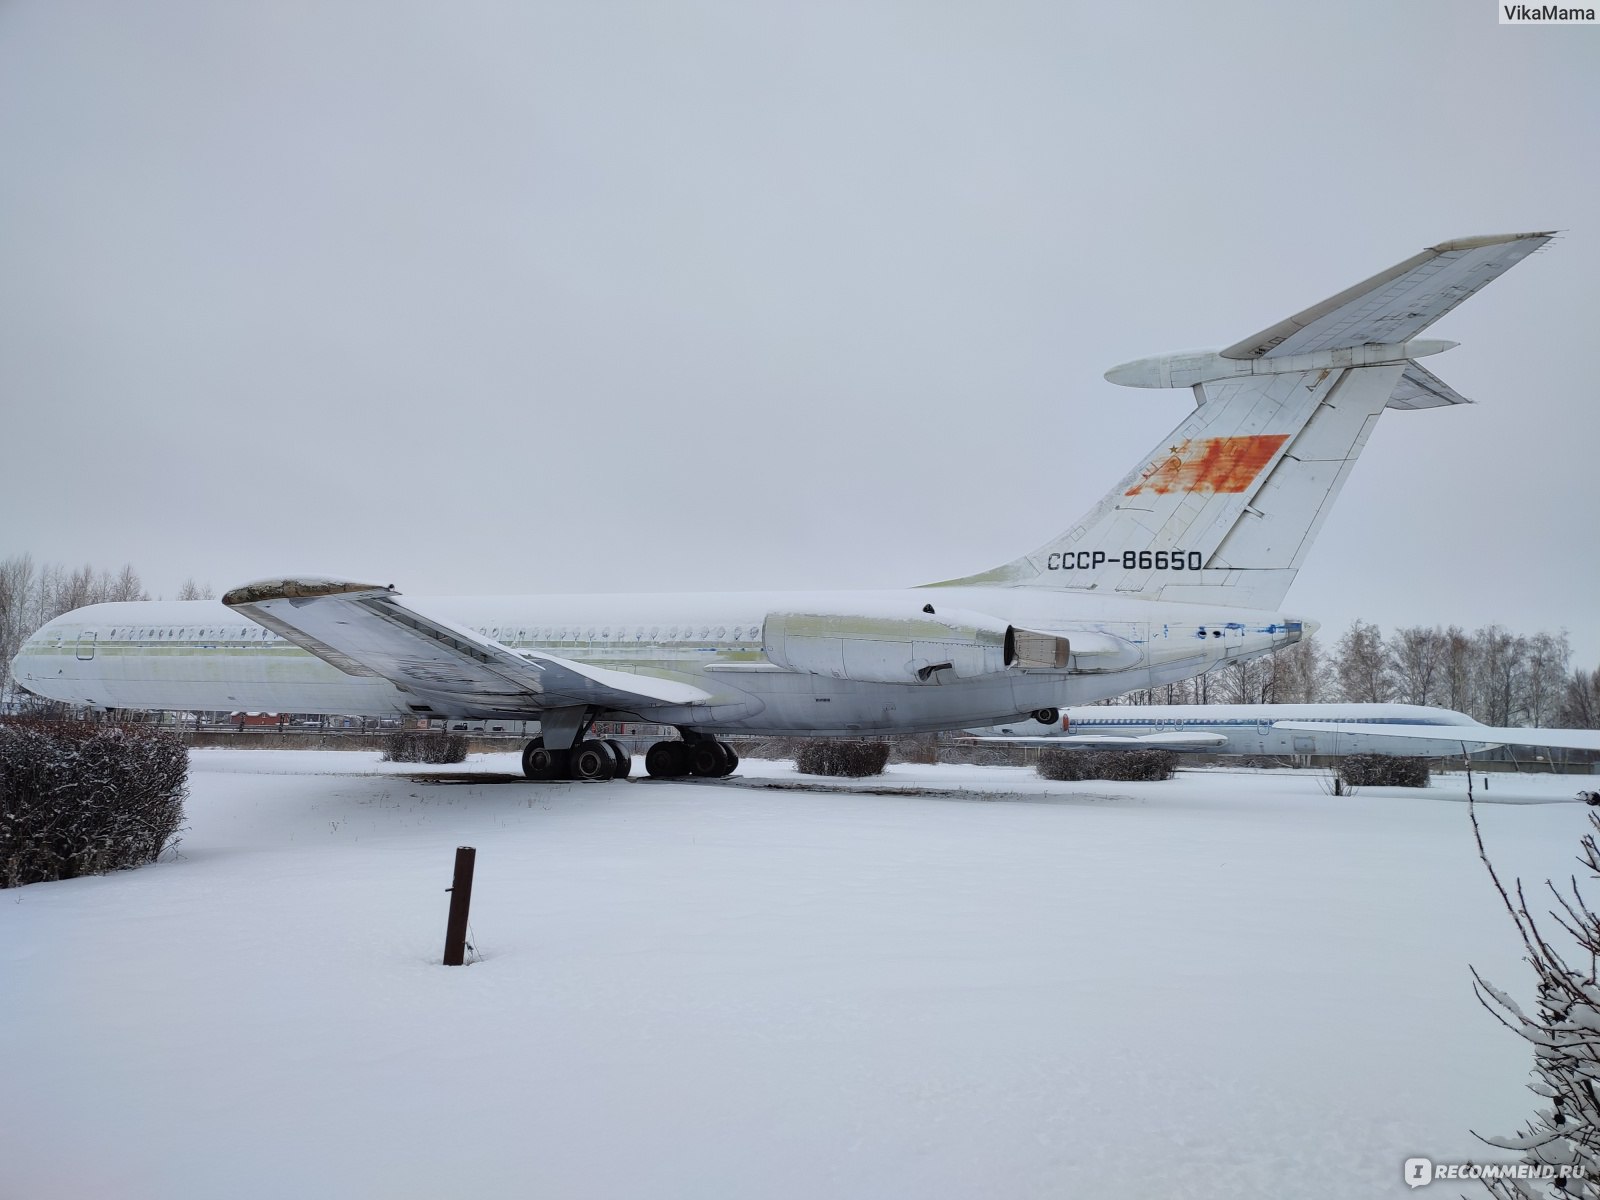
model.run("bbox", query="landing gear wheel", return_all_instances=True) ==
[688,741,726,777]
[716,742,739,777]
[571,739,616,781]
[604,739,632,779]
[1032,708,1060,725]
[645,741,690,778]
[521,738,567,781]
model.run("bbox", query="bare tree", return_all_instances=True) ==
[1216,654,1271,704]
[1444,624,1475,714]
[1334,619,1393,703]
[1559,668,1600,730]
[1476,626,1530,727]
[1469,792,1600,1197]
[1523,632,1572,729]
[1268,635,1326,703]
[107,563,147,603]
[1391,625,1447,707]
[176,578,214,601]
[0,554,37,706]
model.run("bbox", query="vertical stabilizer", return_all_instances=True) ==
[925,231,1551,608]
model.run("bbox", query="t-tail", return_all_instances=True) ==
[928,231,1552,609]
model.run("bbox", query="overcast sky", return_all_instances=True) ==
[1,1,1595,666]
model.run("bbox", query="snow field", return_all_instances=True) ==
[0,750,1590,1198]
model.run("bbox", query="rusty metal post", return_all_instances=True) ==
[443,846,477,966]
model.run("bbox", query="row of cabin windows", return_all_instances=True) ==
[94,624,763,646]
[478,625,760,644]
[106,627,280,642]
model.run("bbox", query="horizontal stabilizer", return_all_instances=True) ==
[1222,231,1553,360]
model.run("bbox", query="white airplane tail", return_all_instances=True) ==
[927,232,1551,609]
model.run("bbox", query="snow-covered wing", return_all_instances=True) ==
[964,731,1228,749]
[222,577,710,715]
[1221,232,1552,361]
[1274,721,1600,752]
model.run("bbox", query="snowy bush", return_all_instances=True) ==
[794,740,891,777]
[0,719,187,888]
[380,731,468,764]
[1037,748,1176,782]
[1469,795,1600,1197]
[1338,753,1429,789]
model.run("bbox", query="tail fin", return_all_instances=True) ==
[927,231,1552,608]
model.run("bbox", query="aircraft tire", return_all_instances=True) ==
[604,738,632,779]
[687,741,725,777]
[645,740,689,778]
[522,738,567,781]
[571,739,616,781]
[1033,708,1060,725]
[716,742,739,777]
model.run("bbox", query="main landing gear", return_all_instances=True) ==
[521,736,633,782]
[516,714,737,782]
[644,737,738,779]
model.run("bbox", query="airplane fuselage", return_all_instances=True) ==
[14,588,1303,735]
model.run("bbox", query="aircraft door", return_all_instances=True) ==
[76,632,97,661]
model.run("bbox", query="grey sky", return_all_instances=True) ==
[1,1,1595,665]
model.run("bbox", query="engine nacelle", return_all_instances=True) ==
[763,607,1013,684]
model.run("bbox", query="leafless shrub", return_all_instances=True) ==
[1468,791,1600,1196]
[1338,753,1430,788]
[1037,748,1175,782]
[794,740,892,777]
[888,733,940,765]
[381,731,468,764]
[0,718,187,888]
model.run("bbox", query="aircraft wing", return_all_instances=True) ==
[1221,232,1553,360]
[964,731,1229,749]
[222,577,710,717]
[1274,721,1600,753]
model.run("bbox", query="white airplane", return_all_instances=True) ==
[12,232,1554,781]
[967,703,1600,759]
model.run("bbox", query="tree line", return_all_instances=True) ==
[0,554,213,706]
[1115,620,1598,729]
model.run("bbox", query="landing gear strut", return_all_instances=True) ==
[644,735,738,779]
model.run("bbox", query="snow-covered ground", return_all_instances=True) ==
[2,749,1594,1198]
